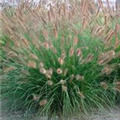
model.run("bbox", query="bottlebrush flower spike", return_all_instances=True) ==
[57,68,63,74]
[69,47,74,57]
[27,60,36,69]
[45,72,52,79]
[61,51,66,59]
[113,88,120,93]
[33,94,39,101]
[10,36,20,47]
[53,28,58,39]
[114,38,120,49]
[82,17,87,30]
[98,50,115,65]
[69,74,75,83]
[114,82,120,89]
[105,30,114,43]
[76,48,82,57]
[4,66,16,73]
[21,69,30,76]
[39,62,44,68]
[101,66,113,75]
[63,68,68,77]
[47,80,53,86]
[30,54,38,60]
[58,57,64,65]
[40,68,47,74]
[73,36,78,47]
[114,82,120,85]
[43,42,50,50]
[100,82,108,90]
[85,54,93,63]
[8,51,17,58]
[60,80,66,84]
[48,68,53,75]
[39,99,47,106]
[21,37,29,47]
[62,85,67,92]
[75,74,84,81]
[42,29,49,40]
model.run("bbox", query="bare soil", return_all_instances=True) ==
[0,102,120,120]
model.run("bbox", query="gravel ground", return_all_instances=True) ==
[0,105,120,120]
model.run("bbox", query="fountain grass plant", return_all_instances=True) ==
[0,0,120,119]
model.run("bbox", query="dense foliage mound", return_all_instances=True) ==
[0,0,120,119]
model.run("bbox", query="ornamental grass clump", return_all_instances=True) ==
[0,0,120,119]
